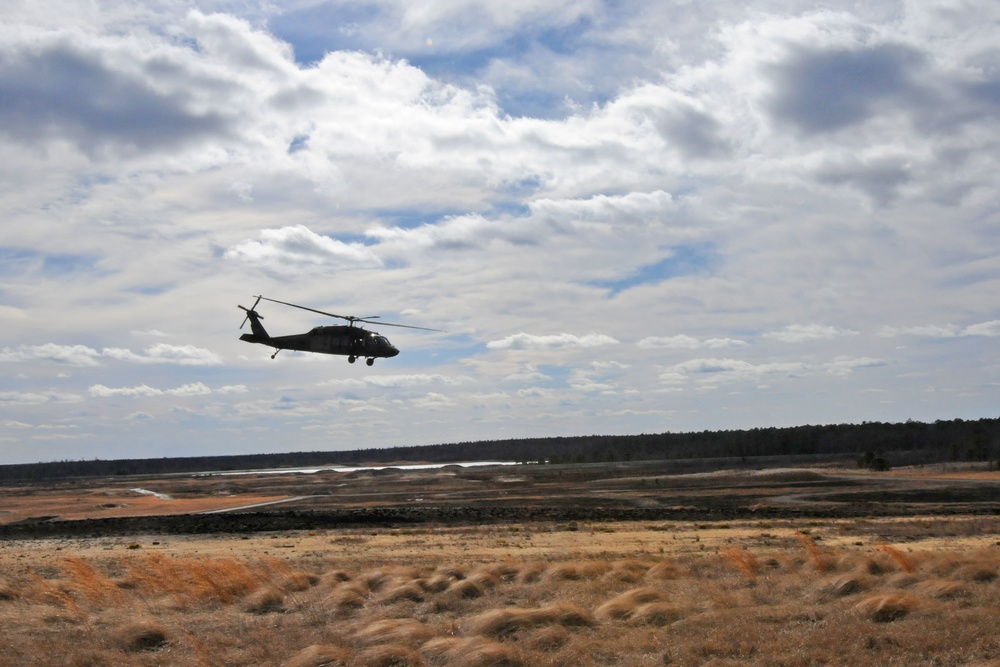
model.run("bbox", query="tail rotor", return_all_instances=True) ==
[238,295,264,330]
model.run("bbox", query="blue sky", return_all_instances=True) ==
[1,0,999,464]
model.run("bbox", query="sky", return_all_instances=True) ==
[1,1,999,465]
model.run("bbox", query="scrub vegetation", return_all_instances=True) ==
[2,525,999,666]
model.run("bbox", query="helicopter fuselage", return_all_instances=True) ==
[240,325,399,363]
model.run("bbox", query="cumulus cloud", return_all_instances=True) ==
[0,343,221,366]
[0,305,28,320]
[0,18,234,157]
[1,390,82,405]
[824,356,888,376]
[0,343,102,366]
[766,41,925,136]
[89,382,213,398]
[638,335,748,350]
[878,324,958,338]
[504,365,552,383]
[320,374,471,389]
[959,320,1000,337]
[89,384,162,398]
[879,320,1000,338]
[764,324,859,343]
[101,344,223,365]
[411,392,455,410]
[660,358,808,385]
[487,332,620,350]
[225,224,383,275]
[528,190,676,228]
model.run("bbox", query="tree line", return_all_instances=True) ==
[1,417,997,482]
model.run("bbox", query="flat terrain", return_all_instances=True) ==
[3,460,1000,537]
[2,462,1000,666]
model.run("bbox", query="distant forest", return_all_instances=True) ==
[2,417,999,482]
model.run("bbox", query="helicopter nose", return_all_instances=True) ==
[387,344,399,357]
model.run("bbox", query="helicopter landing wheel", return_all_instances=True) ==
[348,355,357,363]
[366,358,375,366]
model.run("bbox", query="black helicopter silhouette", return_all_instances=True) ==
[238,296,442,365]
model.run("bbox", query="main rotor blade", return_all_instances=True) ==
[256,296,352,322]
[255,296,445,332]
[366,321,446,332]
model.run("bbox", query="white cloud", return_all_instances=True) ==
[102,344,223,366]
[0,344,102,366]
[0,305,28,320]
[879,320,1000,338]
[487,332,620,350]
[225,224,383,275]
[89,384,163,398]
[638,335,748,350]
[504,364,552,383]
[961,320,1000,337]
[878,324,959,338]
[764,324,859,343]
[660,358,808,385]
[0,343,221,366]
[0,390,83,405]
[321,374,470,389]
[824,356,888,376]
[90,382,212,398]
[167,382,212,396]
[411,392,455,410]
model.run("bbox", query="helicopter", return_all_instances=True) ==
[238,296,443,365]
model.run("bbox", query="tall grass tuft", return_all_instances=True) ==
[542,560,610,582]
[630,601,685,626]
[796,533,835,572]
[283,643,352,667]
[59,557,127,606]
[243,585,285,614]
[354,618,434,647]
[594,587,667,621]
[114,620,170,652]
[819,574,870,598]
[124,553,262,604]
[323,585,365,618]
[466,603,593,638]
[354,643,424,667]
[644,559,682,581]
[27,572,79,612]
[524,625,570,651]
[722,548,758,580]
[0,579,18,601]
[421,636,522,667]
[856,593,920,623]
[447,578,488,600]
[602,559,650,584]
[377,580,425,604]
[876,544,916,574]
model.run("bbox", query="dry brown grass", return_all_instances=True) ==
[2,520,1000,666]
[877,542,917,573]
[283,643,351,667]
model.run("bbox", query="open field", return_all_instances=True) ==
[2,461,1000,665]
